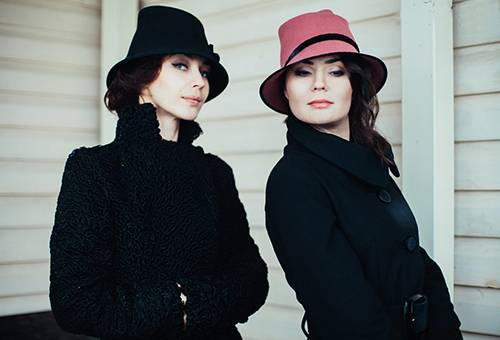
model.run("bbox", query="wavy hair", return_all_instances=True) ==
[340,54,395,168]
[104,56,166,113]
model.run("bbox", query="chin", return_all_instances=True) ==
[297,112,344,126]
[178,110,199,121]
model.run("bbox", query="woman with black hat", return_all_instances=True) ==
[49,6,268,340]
[261,9,462,340]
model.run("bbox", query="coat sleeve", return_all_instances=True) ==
[264,159,394,340]
[49,148,185,339]
[175,156,269,336]
[419,247,463,339]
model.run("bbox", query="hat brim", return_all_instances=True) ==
[259,51,387,115]
[106,50,229,102]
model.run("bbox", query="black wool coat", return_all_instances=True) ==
[265,116,462,340]
[49,103,269,340]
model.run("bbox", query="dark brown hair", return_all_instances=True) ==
[340,54,395,168]
[104,55,166,112]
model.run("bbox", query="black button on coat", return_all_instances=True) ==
[265,116,462,339]
[49,103,269,340]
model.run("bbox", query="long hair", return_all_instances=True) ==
[341,54,395,168]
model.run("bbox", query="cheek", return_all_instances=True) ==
[345,84,353,100]
[147,78,177,110]
[338,91,352,115]
[285,80,309,106]
[202,79,210,99]
[151,74,173,93]
[151,84,173,104]
[336,80,353,103]
[342,89,352,105]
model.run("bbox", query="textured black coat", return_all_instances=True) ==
[49,103,269,340]
[265,116,462,340]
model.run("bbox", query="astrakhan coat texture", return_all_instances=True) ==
[49,103,269,340]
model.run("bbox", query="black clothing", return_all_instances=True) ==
[49,103,268,340]
[265,116,462,339]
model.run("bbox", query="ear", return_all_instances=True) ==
[138,87,152,104]
[283,86,289,100]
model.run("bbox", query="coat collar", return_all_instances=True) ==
[114,103,202,146]
[285,115,400,188]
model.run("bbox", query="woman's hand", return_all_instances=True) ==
[176,282,188,331]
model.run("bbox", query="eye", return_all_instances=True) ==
[329,69,346,77]
[172,62,188,71]
[200,69,210,78]
[294,69,311,77]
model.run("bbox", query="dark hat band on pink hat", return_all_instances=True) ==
[259,9,388,115]
[284,33,359,66]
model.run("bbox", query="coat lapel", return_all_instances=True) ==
[286,116,400,188]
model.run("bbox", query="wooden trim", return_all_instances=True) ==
[0,89,97,105]
[99,0,139,144]
[0,23,99,45]
[401,0,455,297]
[0,0,100,14]
[0,56,98,77]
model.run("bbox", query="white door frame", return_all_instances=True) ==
[401,0,455,297]
[100,0,139,144]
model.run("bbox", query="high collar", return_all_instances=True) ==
[285,115,399,188]
[114,103,203,146]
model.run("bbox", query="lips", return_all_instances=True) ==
[182,96,202,106]
[308,99,333,108]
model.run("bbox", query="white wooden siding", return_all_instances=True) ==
[0,0,101,316]
[452,0,500,338]
[143,0,402,338]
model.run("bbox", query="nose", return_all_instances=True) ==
[312,72,327,91]
[192,70,206,89]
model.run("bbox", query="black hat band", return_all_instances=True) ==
[284,33,360,66]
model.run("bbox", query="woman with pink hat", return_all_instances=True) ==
[262,9,462,340]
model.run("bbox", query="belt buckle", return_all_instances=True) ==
[404,293,428,335]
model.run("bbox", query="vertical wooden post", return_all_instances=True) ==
[401,0,455,297]
[100,0,139,144]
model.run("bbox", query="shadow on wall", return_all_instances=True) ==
[0,312,96,340]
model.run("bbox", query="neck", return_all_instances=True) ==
[311,117,350,141]
[156,108,180,142]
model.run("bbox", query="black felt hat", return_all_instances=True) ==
[106,6,229,102]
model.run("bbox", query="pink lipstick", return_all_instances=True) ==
[307,99,333,109]
[182,96,202,106]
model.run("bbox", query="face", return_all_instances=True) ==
[284,54,353,137]
[140,54,211,121]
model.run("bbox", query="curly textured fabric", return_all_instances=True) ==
[49,103,269,340]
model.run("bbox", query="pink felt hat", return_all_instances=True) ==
[259,9,388,115]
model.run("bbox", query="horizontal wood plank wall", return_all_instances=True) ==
[0,0,101,316]
[452,0,500,338]
[143,0,401,338]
